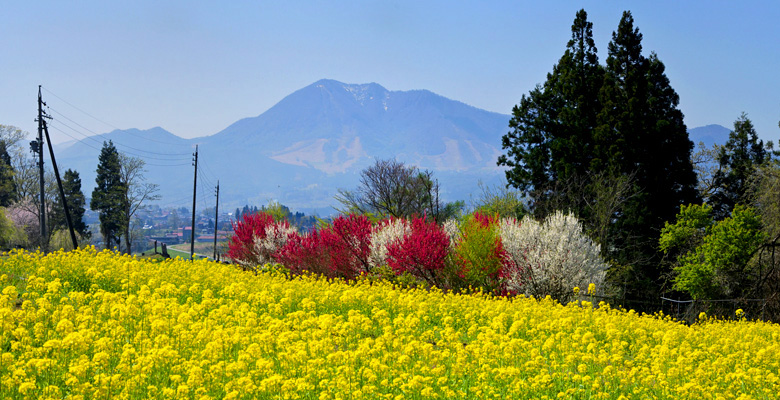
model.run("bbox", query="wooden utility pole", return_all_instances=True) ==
[190,145,198,260]
[213,181,219,261]
[35,86,47,251]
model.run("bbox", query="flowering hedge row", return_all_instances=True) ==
[228,211,607,300]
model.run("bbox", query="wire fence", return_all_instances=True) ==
[659,296,778,324]
[574,294,780,324]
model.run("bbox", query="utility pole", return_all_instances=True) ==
[213,180,219,261]
[42,116,79,250]
[190,145,198,260]
[34,86,47,251]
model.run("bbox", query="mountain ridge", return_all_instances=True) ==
[53,80,730,214]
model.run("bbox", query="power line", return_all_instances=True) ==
[49,118,190,161]
[198,166,215,188]
[153,194,194,207]
[41,86,190,146]
[199,158,220,184]
[47,124,103,152]
[49,122,190,167]
[48,119,191,164]
[48,107,191,158]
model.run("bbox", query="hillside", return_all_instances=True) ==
[54,80,511,214]
[1,248,778,399]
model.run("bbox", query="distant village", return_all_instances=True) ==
[83,203,319,254]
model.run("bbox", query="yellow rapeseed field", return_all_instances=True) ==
[1,248,779,399]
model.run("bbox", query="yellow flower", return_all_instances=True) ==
[587,283,596,296]
[0,247,778,400]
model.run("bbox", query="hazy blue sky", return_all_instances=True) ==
[2,1,779,144]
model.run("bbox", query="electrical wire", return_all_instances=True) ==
[48,107,191,158]
[48,119,191,166]
[198,158,220,185]
[42,86,191,147]
[197,166,216,189]
[37,89,224,213]
[49,118,189,162]
[48,124,103,152]
[153,194,194,208]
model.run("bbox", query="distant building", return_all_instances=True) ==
[149,234,181,245]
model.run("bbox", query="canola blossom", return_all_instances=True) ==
[1,248,779,400]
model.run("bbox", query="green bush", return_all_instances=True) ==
[670,205,765,299]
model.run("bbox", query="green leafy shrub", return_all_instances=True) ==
[453,213,511,293]
[672,205,765,299]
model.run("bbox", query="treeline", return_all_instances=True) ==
[234,202,319,233]
[498,10,780,310]
[0,132,157,254]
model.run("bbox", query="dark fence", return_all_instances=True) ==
[574,294,780,324]
[660,297,778,324]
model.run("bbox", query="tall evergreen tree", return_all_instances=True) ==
[499,10,699,302]
[51,169,90,239]
[499,9,605,204]
[596,11,698,297]
[548,9,605,180]
[0,141,17,207]
[711,113,768,219]
[91,141,126,250]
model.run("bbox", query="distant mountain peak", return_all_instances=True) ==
[688,124,730,147]
[310,79,389,107]
[343,83,388,104]
[57,79,511,211]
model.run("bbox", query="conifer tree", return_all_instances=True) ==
[51,169,90,239]
[499,9,604,201]
[0,141,17,207]
[596,11,698,296]
[91,141,126,250]
[499,10,699,301]
[711,113,768,219]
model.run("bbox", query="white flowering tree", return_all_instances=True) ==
[251,222,298,269]
[368,218,410,270]
[500,211,607,302]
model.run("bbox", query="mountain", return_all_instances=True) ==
[203,79,507,173]
[688,124,731,147]
[53,80,736,216]
[55,80,512,214]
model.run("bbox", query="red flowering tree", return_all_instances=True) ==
[275,230,332,277]
[319,214,373,278]
[226,212,276,270]
[386,216,451,288]
[275,214,373,280]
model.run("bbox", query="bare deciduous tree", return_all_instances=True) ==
[691,141,724,203]
[119,153,160,253]
[335,159,444,220]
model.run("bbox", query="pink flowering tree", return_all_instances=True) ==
[385,216,452,288]
[227,212,296,273]
[276,214,372,280]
